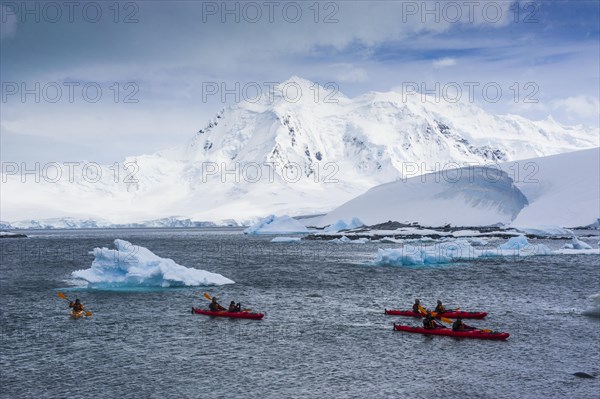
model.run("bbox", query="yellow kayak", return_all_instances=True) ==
[70,310,84,319]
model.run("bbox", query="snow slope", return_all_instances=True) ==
[319,148,600,228]
[2,77,598,225]
[320,165,528,227]
[511,148,600,228]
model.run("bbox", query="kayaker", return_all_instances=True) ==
[69,299,84,312]
[209,297,225,312]
[434,300,446,314]
[452,316,465,331]
[228,301,241,312]
[412,299,421,313]
[423,312,442,329]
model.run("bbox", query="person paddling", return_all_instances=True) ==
[209,297,225,312]
[412,299,421,313]
[228,301,242,312]
[452,316,465,331]
[423,312,443,329]
[434,300,446,314]
[69,298,84,313]
[452,316,475,331]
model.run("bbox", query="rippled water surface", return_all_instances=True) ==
[1,229,599,398]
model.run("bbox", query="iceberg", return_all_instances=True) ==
[244,215,309,235]
[329,236,368,244]
[271,237,302,243]
[498,235,529,250]
[570,237,593,250]
[324,217,365,232]
[374,237,554,266]
[72,239,234,288]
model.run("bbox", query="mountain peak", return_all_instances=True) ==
[279,76,318,88]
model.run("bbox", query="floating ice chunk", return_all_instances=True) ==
[72,239,234,288]
[373,238,554,266]
[498,235,529,250]
[571,237,592,250]
[375,240,477,266]
[244,215,309,235]
[329,236,368,244]
[271,237,302,243]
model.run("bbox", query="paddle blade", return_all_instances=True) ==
[418,305,427,314]
[58,292,68,301]
[85,311,93,317]
[203,292,212,301]
[439,316,453,323]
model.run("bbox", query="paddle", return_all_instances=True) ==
[418,306,449,328]
[57,292,92,317]
[431,312,453,324]
[202,292,251,312]
[417,305,453,324]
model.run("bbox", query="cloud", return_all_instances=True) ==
[552,96,600,119]
[328,63,368,82]
[432,57,457,69]
[0,4,17,40]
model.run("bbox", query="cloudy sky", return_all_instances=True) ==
[1,0,599,163]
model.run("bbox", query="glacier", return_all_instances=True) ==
[319,148,600,229]
[320,166,529,227]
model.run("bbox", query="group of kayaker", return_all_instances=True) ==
[413,299,446,314]
[209,297,242,313]
[413,299,473,331]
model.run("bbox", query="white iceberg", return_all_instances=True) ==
[271,237,302,243]
[571,237,592,250]
[324,217,365,232]
[329,236,368,244]
[374,237,553,266]
[498,235,529,250]
[244,215,309,235]
[72,239,234,288]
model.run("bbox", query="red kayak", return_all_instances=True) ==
[393,324,509,340]
[385,309,487,319]
[191,307,264,320]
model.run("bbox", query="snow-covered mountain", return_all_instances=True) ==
[319,148,600,228]
[3,217,218,230]
[2,77,598,225]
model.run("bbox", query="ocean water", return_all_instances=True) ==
[1,229,599,399]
